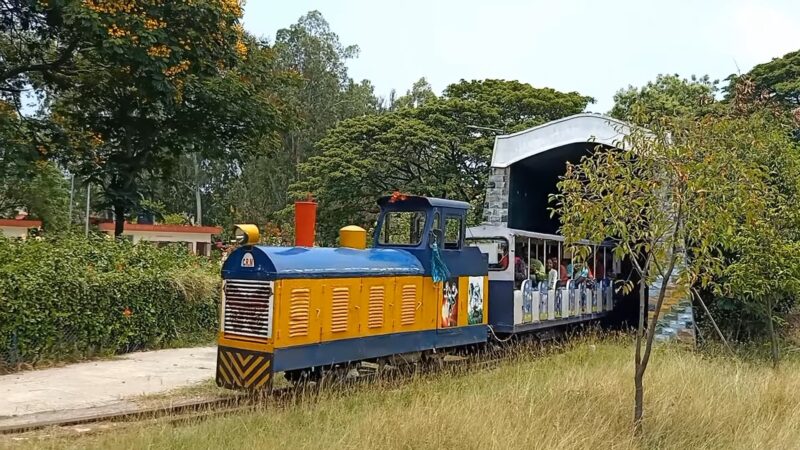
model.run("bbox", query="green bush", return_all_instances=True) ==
[0,234,220,372]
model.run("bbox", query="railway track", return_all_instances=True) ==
[0,329,579,437]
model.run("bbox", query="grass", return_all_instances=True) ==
[5,335,800,450]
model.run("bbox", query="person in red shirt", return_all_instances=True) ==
[559,259,569,282]
[594,253,606,280]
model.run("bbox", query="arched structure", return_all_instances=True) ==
[484,113,631,233]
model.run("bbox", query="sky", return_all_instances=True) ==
[243,0,800,113]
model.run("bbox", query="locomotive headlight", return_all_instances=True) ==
[233,224,260,245]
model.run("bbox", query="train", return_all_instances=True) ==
[216,194,621,390]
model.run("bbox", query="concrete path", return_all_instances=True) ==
[0,347,216,420]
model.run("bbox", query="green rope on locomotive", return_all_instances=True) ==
[431,240,451,283]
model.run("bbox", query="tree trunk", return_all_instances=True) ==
[634,275,646,434]
[765,295,780,369]
[113,202,126,238]
[193,153,202,226]
[634,366,644,435]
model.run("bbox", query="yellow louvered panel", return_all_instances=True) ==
[330,287,349,333]
[368,285,384,329]
[289,288,310,337]
[401,284,416,326]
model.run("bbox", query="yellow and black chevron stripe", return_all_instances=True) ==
[216,346,273,390]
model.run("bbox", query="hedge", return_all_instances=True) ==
[0,234,220,372]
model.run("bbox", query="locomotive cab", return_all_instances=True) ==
[374,195,488,277]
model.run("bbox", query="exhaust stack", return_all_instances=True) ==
[294,199,317,247]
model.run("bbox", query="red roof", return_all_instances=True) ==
[98,222,222,234]
[0,219,43,228]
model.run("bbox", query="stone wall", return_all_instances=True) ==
[483,167,510,225]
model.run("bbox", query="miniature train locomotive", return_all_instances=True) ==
[216,195,617,390]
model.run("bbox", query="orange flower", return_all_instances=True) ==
[389,191,409,203]
[123,307,133,318]
[147,44,171,58]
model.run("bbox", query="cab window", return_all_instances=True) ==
[444,215,463,250]
[380,210,427,246]
[466,237,508,270]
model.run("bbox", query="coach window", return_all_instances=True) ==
[444,215,463,250]
[466,237,508,270]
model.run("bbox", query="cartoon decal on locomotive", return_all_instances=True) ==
[216,195,619,390]
[441,279,459,328]
[467,276,484,325]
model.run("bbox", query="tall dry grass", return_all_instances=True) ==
[8,336,800,450]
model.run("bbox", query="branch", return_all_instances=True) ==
[0,40,79,84]
[690,287,735,356]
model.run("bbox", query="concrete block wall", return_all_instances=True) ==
[483,167,510,225]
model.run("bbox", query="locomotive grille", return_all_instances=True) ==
[223,279,274,339]
[368,286,385,329]
[330,287,350,333]
[289,288,310,337]
[400,284,417,325]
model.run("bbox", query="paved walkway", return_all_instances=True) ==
[0,347,215,421]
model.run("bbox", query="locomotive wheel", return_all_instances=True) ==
[284,368,321,386]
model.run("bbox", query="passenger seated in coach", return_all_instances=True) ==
[573,261,594,287]
[594,253,606,280]
[546,258,559,290]
[559,258,571,286]
[500,247,528,289]
[529,258,546,284]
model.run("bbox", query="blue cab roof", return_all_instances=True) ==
[377,195,470,210]
[223,246,424,280]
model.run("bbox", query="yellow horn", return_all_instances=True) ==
[233,224,260,245]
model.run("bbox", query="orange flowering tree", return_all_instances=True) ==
[2,1,282,236]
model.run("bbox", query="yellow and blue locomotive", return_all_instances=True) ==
[216,195,489,389]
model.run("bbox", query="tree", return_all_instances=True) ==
[0,99,69,230]
[294,79,593,243]
[444,79,593,130]
[1,1,80,98]
[707,91,800,368]
[40,1,282,236]
[553,115,766,433]
[274,10,380,166]
[292,113,450,243]
[610,74,719,127]
[139,35,299,229]
[391,77,437,110]
[140,10,379,233]
[179,11,379,233]
[725,49,800,109]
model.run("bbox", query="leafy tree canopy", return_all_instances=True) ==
[610,74,719,127]
[391,77,437,110]
[0,99,69,230]
[725,49,800,109]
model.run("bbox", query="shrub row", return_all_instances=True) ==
[0,235,220,372]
